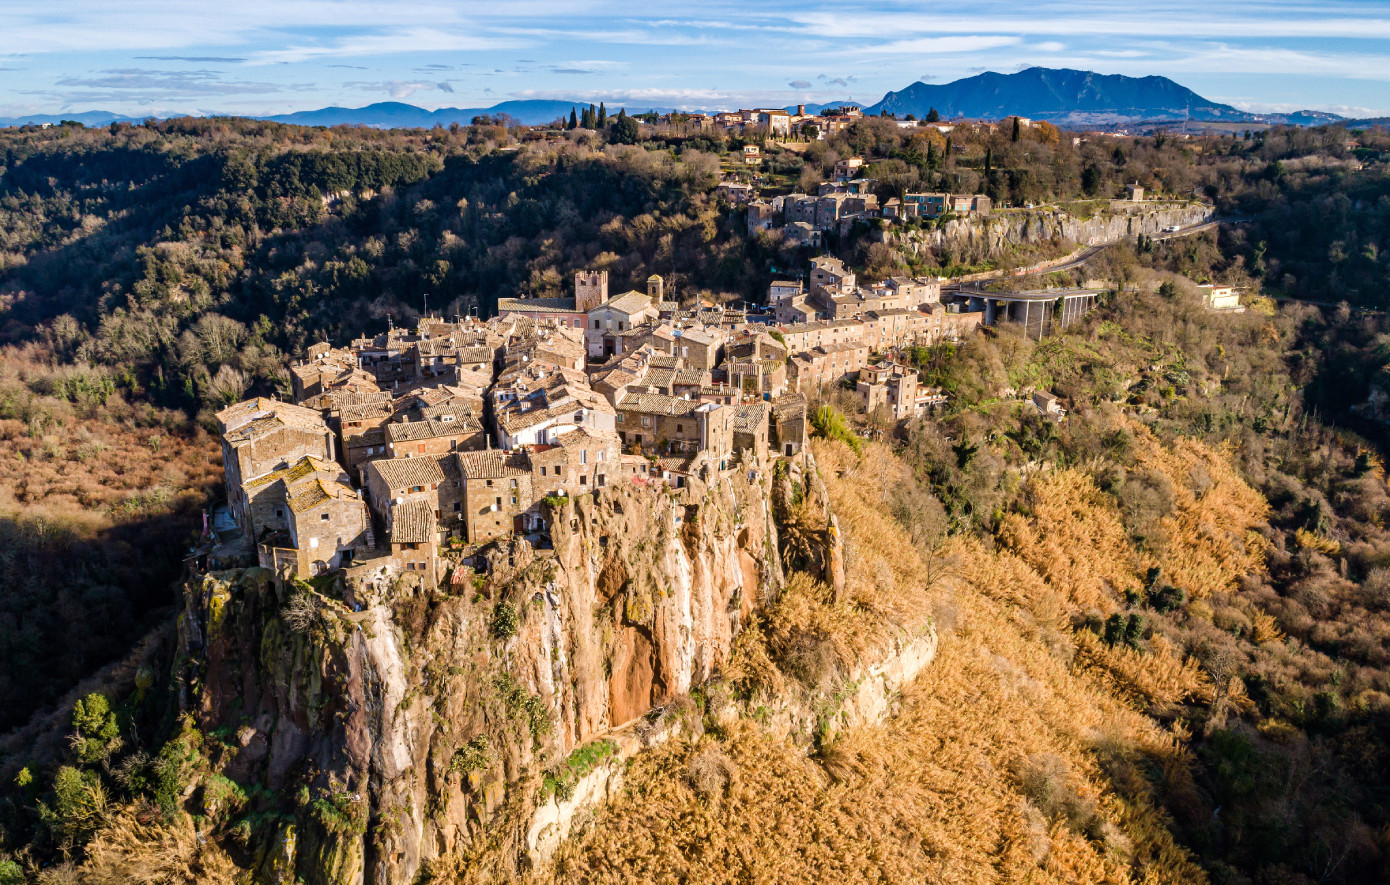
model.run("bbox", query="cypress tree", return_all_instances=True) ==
[1011,116,1021,142]
[568,107,578,129]
[985,147,993,176]
[598,102,607,127]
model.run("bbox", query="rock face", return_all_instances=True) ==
[884,202,1214,262]
[178,469,782,884]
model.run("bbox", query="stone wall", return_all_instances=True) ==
[884,201,1214,264]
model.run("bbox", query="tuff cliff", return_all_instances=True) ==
[176,464,790,884]
[882,201,1213,261]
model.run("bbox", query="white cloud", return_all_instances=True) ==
[873,35,1021,55]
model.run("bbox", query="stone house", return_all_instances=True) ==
[495,388,616,449]
[788,341,871,392]
[455,345,495,375]
[771,395,808,457]
[494,296,587,331]
[809,255,856,294]
[248,455,368,577]
[387,499,439,585]
[385,416,487,458]
[217,398,337,539]
[343,426,389,482]
[362,456,448,534]
[457,450,534,542]
[614,394,735,462]
[732,403,771,463]
[669,326,724,370]
[528,427,621,498]
[587,291,657,359]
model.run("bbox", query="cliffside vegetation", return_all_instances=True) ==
[0,115,1388,883]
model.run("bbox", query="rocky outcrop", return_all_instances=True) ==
[177,467,784,884]
[524,626,938,865]
[884,201,1213,262]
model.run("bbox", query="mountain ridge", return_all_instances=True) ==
[0,68,1350,129]
[863,67,1343,126]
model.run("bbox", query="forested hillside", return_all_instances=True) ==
[1,114,1389,884]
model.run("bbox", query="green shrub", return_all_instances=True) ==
[0,860,23,885]
[71,692,121,765]
[450,735,492,775]
[491,601,518,641]
[810,405,863,454]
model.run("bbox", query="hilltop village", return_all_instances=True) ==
[210,259,983,591]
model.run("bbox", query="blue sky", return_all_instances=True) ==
[2,1,1389,118]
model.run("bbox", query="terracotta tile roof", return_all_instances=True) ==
[457,450,531,478]
[217,397,325,435]
[456,345,495,364]
[733,403,770,434]
[368,457,446,490]
[387,417,482,443]
[772,394,807,420]
[497,296,579,314]
[604,291,654,315]
[390,499,436,544]
[339,402,393,423]
[287,478,333,514]
[435,453,462,482]
[244,454,328,490]
[618,392,703,417]
[344,427,386,447]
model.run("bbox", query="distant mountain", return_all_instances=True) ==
[2,71,1354,130]
[0,110,142,127]
[863,68,1344,128]
[0,100,672,130]
[261,99,673,128]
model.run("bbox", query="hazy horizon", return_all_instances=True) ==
[2,1,1389,119]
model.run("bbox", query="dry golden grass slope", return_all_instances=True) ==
[544,432,1270,885]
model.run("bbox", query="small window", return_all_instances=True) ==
[486,479,493,487]
[510,478,518,488]
[495,496,502,508]
[321,512,330,521]
[453,503,461,512]
[275,508,285,519]
[676,423,683,433]
[540,466,547,477]
[597,450,605,462]
[580,449,588,465]
[579,475,587,486]
[556,466,564,477]
[511,496,518,505]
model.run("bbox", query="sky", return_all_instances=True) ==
[2,1,1389,119]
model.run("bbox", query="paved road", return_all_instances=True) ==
[944,218,1228,286]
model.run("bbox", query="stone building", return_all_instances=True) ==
[217,398,337,539]
[614,395,734,462]
[248,455,368,577]
[771,395,808,458]
[386,499,439,585]
[574,269,610,312]
[528,427,621,498]
[384,416,487,458]
[457,450,534,542]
